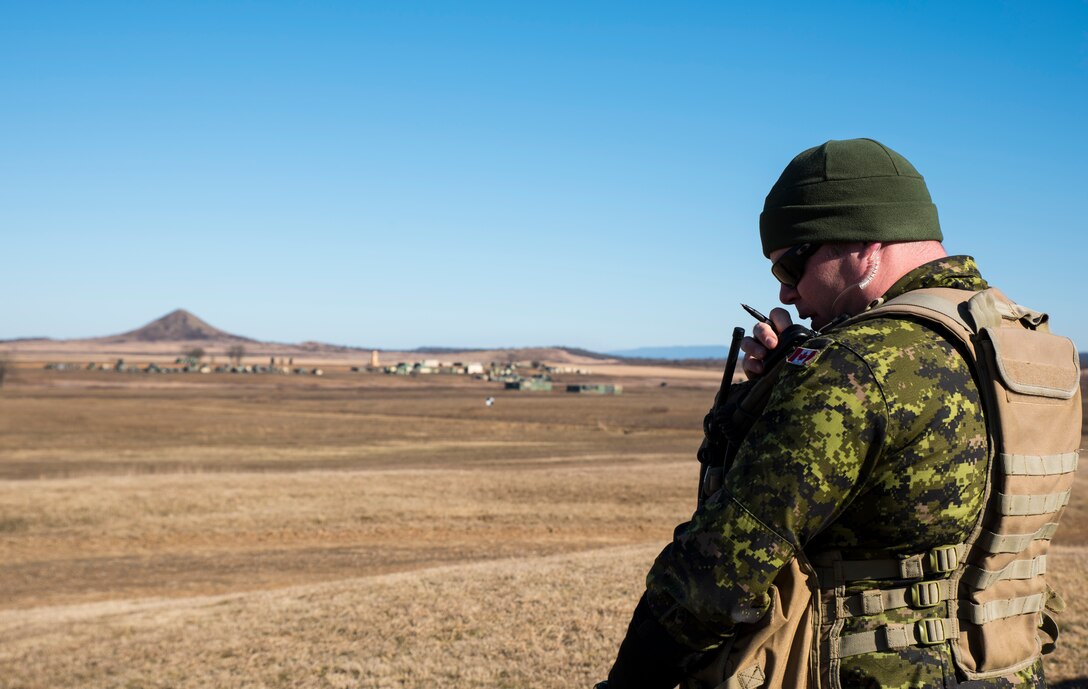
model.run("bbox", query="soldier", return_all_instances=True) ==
[596,139,1079,688]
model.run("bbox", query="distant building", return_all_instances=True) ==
[566,383,622,395]
[505,376,553,392]
[371,350,380,368]
[545,365,592,375]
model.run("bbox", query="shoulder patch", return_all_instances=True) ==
[786,346,821,366]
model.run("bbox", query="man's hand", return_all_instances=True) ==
[740,307,794,379]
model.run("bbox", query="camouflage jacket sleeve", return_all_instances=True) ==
[644,337,888,650]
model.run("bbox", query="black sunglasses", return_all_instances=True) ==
[771,242,821,287]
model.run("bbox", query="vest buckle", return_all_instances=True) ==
[916,618,949,646]
[928,545,960,574]
[909,581,943,608]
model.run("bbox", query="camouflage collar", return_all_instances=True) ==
[879,255,988,303]
[818,256,988,334]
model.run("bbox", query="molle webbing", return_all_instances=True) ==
[828,580,954,620]
[962,555,1047,588]
[822,286,1081,679]
[816,544,963,582]
[997,490,1070,516]
[836,618,956,658]
[976,523,1059,554]
[1003,452,1078,476]
[961,593,1049,625]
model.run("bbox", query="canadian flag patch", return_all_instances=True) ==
[786,346,821,366]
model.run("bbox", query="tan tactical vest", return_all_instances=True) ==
[686,287,1081,689]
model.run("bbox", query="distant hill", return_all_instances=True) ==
[410,346,488,354]
[552,346,619,361]
[409,343,617,359]
[403,346,614,365]
[0,310,619,365]
[609,345,729,361]
[95,309,256,344]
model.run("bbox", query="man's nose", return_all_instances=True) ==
[779,283,799,305]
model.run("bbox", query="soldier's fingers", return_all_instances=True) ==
[753,322,779,351]
[740,335,770,380]
[769,307,794,333]
[742,353,763,379]
[740,335,768,360]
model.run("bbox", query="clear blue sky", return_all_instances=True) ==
[2,1,1085,351]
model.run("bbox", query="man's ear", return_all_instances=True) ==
[860,241,884,260]
[857,242,884,289]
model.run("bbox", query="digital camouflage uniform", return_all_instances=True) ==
[642,255,1046,688]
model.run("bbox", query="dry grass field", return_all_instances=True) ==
[0,365,1085,688]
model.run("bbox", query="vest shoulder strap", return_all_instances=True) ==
[839,286,978,351]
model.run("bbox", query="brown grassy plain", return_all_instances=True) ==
[0,365,1085,688]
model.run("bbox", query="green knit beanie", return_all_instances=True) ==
[759,138,943,257]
